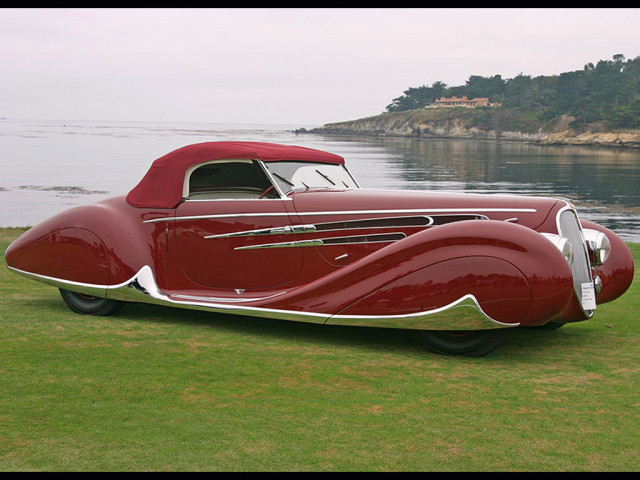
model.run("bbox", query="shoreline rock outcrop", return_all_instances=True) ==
[299,110,640,149]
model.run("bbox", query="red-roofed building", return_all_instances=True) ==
[432,96,490,107]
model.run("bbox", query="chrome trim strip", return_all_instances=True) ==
[328,294,517,330]
[184,198,291,203]
[7,265,296,308]
[172,291,287,303]
[235,239,323,250]
[205,223,317,240]
[9,265,515,330]
[233,232,407,251]
[144,208,536,224]
[204,215,435,240]
[6,266,111,299]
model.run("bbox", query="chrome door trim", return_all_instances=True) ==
[144,208,535,224]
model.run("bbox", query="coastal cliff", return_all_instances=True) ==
[303,108,640,149]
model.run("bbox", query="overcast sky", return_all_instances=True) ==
[1,8,639,127]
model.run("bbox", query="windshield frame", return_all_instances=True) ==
[262,161,360,195]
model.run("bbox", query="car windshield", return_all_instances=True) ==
[265,161,358,194]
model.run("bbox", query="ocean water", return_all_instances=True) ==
[1,118,639,242]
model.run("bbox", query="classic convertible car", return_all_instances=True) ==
[4,141,634,356]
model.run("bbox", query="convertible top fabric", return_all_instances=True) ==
[126,141,345,208]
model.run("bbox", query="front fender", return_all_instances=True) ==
[581,219,634,304]
[265,220,574,328]
[332,256,533,327]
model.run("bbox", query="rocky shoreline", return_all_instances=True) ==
[300,111,640,149]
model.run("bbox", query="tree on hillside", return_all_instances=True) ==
[462,74,505,102]
[386,81,447,112]
[384,55,640,129]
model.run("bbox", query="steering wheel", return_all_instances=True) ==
[259,185,276,199]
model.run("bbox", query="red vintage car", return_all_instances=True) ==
[4,141,634,356]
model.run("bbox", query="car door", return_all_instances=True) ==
[174,160,303,290]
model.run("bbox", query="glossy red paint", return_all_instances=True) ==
[7,227,110,286]
[331,220,575,327]
[581,219,634,304]
[4,141,635,355]
[173,198,303,289]
[322,205,573,320]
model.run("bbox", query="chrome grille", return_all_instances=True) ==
[558,209,593,311]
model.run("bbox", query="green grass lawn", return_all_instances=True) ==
[1,227,638,471]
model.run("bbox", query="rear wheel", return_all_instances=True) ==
[59,289,123,316]
[415,329,510,357]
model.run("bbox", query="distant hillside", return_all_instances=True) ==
[302,108,640,148]
[302,54,640,148]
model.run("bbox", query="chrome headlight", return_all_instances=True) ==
[583,229,611,266]
[542,233,574,266]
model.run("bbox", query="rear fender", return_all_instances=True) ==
[5,198,155,293]
[6,226,110,296]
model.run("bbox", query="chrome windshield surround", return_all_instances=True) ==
[264,161,360,194]
[256,159,288,198]
[7,265,515,331]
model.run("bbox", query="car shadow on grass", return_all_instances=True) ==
[23,295,592,358]
[121,301,425,355]
[101,301,593,358]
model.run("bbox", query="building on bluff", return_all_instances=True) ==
[431,96,492,107]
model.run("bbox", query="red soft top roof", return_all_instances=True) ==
[126,141,344,208]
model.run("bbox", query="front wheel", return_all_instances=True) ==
[415,329,510,357]
[527,321,566,331]
[59,289,124,316]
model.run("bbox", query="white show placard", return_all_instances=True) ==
[581,282,597,310]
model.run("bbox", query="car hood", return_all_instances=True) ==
[289,188,562,231]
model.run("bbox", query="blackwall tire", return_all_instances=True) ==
[59,289,124,316]
[415,329,510,357]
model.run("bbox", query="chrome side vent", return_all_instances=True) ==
[430,214,488,225]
